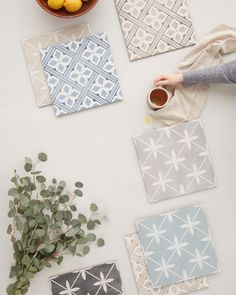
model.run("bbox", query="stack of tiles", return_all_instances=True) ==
[50,261,125,295]
[125,205,219,294]
[22,28,123,116]
[40,32,123,117]
[22,24,91,108]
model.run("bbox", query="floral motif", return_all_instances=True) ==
[143,7,167,31]
[56,84,80,108]
[165,19,189,43]
[81,40,106,65]
[130,28,155,52]
[69,62,93,87]
[91,75,114,99]
[123,0,146,18]
[47,49,71,74]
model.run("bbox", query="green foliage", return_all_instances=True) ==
[7,153,105,295]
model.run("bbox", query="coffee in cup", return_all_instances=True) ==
[147,87,169,110]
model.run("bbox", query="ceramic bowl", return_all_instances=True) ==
[36,0,99,18]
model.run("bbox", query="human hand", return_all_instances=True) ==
[154,73,183,87]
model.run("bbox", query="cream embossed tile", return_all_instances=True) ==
[125,233,209,295]
[114,0,196,61]
[22,24,90,107]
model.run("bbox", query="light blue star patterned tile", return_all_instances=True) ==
[133,120,216,203]
[40,33,123,117]
[50,261,124,295]
[136,205,219,289]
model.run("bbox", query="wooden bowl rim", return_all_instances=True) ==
[36,0,99,18]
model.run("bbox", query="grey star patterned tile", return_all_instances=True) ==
[133,120,216,203]
[125,233,209,295]
[114,0,196,61]
[40,33,123,117]
[136,205,219,288]
[50,261,124,295]
[21,24,91,107]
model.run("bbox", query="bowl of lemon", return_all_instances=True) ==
[36,0,98,18]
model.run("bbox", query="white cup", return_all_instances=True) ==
[147,87,170,110]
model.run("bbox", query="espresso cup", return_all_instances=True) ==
[147,87,169,110]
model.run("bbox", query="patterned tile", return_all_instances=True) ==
[22,24,90,107]
[125,233,209,295]
[50,261,124,295]
[114,0,196,61]
[133,120,216,203]
[40,33,123,117]
[136,205,219,288]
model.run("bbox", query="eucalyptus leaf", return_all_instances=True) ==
[7,224,12,235]
[38,153,47,162]
[36,176,46,183]
[70,205,77,212]
[82,246,90,256]
[34,229,45,238]
[97,238,105,247]
[24,163,32,172]
[78,214,87,224]
[75,182,83,188]
[87,220,95,230]
[74,189,83,197]
[90,203,98,212]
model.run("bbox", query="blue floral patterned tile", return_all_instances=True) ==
[136,205,219,288]
[40,33,123,117]
[50,261,124,295]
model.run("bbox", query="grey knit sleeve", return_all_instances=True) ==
[183,60,236,86]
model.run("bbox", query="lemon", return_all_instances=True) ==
[47,0,64,10]
[64,0,83,12]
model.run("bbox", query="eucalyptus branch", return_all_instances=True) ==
[7,153,105,295]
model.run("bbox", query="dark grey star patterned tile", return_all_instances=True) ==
[50,261,124,295]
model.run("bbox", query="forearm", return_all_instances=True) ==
[183,60,236,86]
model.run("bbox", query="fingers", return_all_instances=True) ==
[154,74,167,82]
[155,80,168,86]
[154,74,169,86]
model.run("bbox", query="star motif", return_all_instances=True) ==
[155,258,175,278]
[143,138,163,158]
[146,224,166,244]
[180,214,200,235]
[93,272,114,293]
[152,172,172,192]
[186,164,206,184]
[59,281,79,295]
[189,249,209,269]
[167,236,188,257]
[165,150,185,171]
[178,129,198,150]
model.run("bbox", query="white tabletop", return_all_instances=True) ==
[0,0,236,294]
